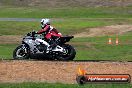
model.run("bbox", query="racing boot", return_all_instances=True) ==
[48,39,57,50]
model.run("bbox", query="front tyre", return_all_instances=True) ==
[57,44,76,61]
[13,45,29,60]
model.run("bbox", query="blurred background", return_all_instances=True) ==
[0,0,132,61]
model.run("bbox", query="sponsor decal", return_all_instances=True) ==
[76,66,131,84]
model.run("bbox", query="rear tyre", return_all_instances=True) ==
[13,45,29,60]
[57,44,76,61]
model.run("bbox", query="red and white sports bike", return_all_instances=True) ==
[13,31,76,61]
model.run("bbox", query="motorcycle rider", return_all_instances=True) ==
[36,18,62,50]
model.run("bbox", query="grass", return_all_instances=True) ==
[0,82,131,88]
[75,44,132,61]
[0,20,114,35]
[0,6,132,35]
[0,6,132,61]
[0,33,132,61]
[0,6,132,18]
[73,34,132,61]
[0,18,132,35]
[0,44,16,59]
[0,20,131,61]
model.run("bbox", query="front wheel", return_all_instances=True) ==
[57,44,76,61]
[13,45,30,60]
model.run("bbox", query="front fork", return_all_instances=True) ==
[21,44,29,53]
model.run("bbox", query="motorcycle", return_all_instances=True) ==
[13,31,76,61]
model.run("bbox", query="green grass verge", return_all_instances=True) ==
[0,44,16,59]
[0,33,132,61]
[0,20,113,35]
[0,18,132,35]
[0,83,131,88]
[73,34,132,61]
[75,44,132,61]
[0,18,131,60]
[0,6,132,18]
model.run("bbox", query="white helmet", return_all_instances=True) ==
[41,18,50,28]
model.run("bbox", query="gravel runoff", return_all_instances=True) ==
[0,60,132,84]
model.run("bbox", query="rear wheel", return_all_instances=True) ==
[57,44,76,61]
[13,45,29,60]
